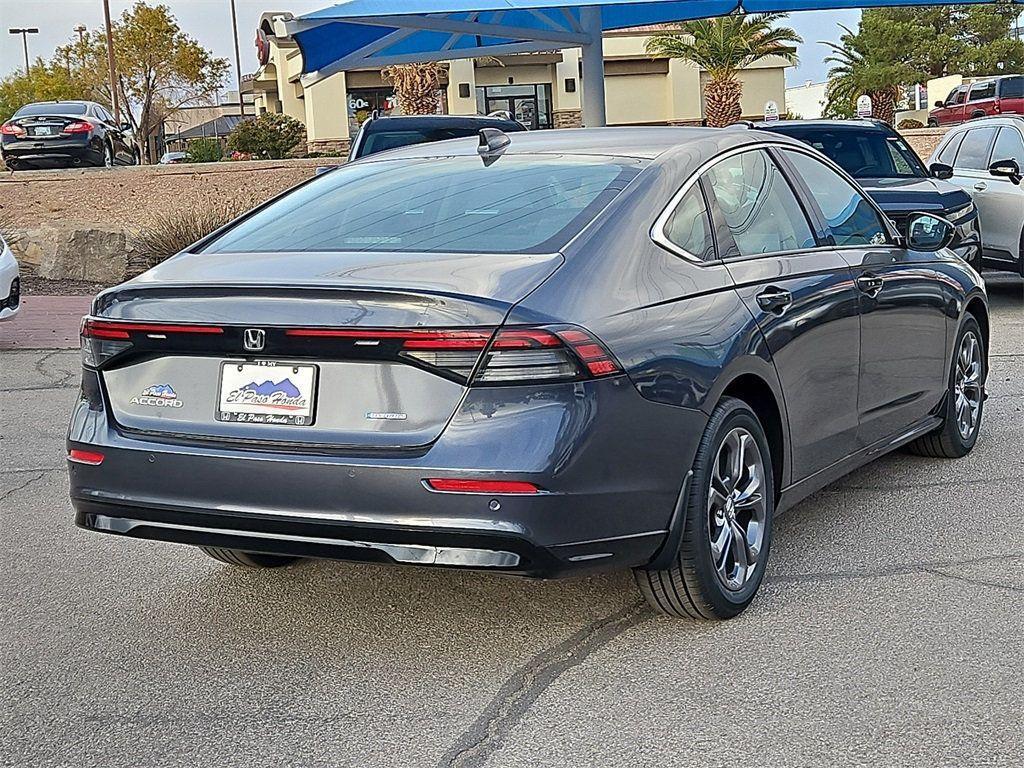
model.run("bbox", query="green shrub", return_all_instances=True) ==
[226,113,305,159]
[186,138,223,163]
[897,118,925,130]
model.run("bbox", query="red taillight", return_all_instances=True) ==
[81,318,225,339]
[0,122,25,137]
[62,121,93,134]
[425,478,541,494]
[285,327,495,349]
[68,449,104,466]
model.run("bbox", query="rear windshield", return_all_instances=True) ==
[771,127,927,178]
[359,127,505,157]
[14,102,87,117]
[202,154,640,255]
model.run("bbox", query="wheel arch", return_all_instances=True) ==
[963,294,990,359]
[717,372,787,501]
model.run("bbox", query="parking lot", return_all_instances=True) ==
[1,275,1021,768]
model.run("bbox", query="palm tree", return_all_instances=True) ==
[646,13,801,127]
[382,63,442,115]
[821,26,912,125]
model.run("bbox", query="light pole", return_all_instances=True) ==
[101,0,121,124]
[229,0,244,116]
[8,28,39,75]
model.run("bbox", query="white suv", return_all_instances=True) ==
[0,234,20,320]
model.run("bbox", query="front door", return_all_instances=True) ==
[486,96,539,129]
[777,148,948,448]
[976,125,1024,268]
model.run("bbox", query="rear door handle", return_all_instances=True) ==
[856,273,885,297]
[974,182,988,191]
[756,286,793,314]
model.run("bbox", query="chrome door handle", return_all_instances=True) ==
[756,286,793,314]
[974,182,988,191]
[856,273,885,297]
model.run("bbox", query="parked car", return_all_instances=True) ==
[69,127,988,620]
[1,100,138,170]
[929,115,1024,276]
[159,151,188,165]
[1,233,20,321]
[928,75,1024,127]
[348,113,526,160]
[756,119,981,268]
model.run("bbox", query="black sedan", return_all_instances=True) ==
[757,120,983,270]
[1,100,138,170]
[68,127,988,620]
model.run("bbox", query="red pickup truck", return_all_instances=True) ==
[929,75,1024,126]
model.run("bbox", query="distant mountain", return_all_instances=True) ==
[142,384,176,398]
[239,378,301,398]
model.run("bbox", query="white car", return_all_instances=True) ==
[0,234,21,320]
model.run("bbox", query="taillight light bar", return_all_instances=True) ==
[81,318,225,340]
[424,478,542,494]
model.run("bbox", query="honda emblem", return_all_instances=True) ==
[243,328,266,352]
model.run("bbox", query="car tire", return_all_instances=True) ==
[908,316,985,459]
[199,546,299,568]
[635,396,775,620]
[99,142,114,168]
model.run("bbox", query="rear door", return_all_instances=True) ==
[704,147,862,480]
[966,80,997,120]
[778,148,948,447]
[945,125,1001,250]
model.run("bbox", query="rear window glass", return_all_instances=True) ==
[999,76,1024,98]
[361,128,484,157]
[14,102,87,117]
[769,127,926,178]
[202,155,640,255]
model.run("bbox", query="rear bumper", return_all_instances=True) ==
[69,374,707,577]
[0,244,19,320]
[2,135,99,165]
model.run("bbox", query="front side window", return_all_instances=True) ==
[662,184,715,260]
[954,127,998,170]
[202,154,640,255]
[991,127,1024,166]
[702,150,815,257]
[782,150,888,247]
[951,87,968,105]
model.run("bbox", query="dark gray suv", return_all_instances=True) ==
[69,127,987,620]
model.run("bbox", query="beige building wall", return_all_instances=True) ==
[606,73,670,124]
[304,72,350,151]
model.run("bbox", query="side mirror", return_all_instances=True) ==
[934,100,945,108]
[988,157,1022,184]
[120,122,132,131]
[929,162,954,180]
[905,212,954,252]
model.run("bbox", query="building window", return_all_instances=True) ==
[476,84,552,129]
[348,87,398,134]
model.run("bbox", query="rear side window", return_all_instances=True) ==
[782,150,888,247]
[991,127,1024,166]
[702,150,815,257]
[937,131,966,165]
[969,81,996,101]
[662,185,715,260]
[954,127,997,169]
[999,76,1024,98]
[202,155,640,255]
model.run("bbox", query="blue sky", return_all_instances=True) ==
[0,1,859,87]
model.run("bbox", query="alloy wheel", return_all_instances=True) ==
[707,427,767,592]
[954,330,983,440]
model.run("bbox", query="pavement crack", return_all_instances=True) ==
[772,552,1024,587]
[922,567,1024,594]
[0,471,48,503]
[438,602,651,768]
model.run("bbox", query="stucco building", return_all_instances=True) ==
[250,12,793,155]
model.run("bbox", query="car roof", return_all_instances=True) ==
[354,125,789,162]
[363,114,523,130]
[944,115,1024,130]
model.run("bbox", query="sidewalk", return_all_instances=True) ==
[0,295,92,350]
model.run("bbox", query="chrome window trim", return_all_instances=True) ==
[651,141,897,263]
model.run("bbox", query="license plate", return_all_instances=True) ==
[32,126,54,136]
[216,361,317,425]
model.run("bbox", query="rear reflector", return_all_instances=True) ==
[68,449,104,466]
[425,478,542,494]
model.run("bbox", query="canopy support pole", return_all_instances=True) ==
[579,6,606,128]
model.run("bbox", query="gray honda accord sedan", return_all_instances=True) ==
[69,127,988,619]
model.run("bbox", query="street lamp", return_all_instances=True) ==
[8,27,39,75]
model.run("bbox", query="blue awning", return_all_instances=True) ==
[288,0,1019,83]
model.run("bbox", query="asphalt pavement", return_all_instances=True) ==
[1,276,1021,768]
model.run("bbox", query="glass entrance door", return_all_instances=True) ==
[477,84,552,129]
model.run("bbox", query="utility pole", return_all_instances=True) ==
[102,0,121,124]
[74,23,87,44]
[8,28,39,75]
[229,0,244,116]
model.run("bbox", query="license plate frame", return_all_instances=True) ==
[216,360,318,426]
